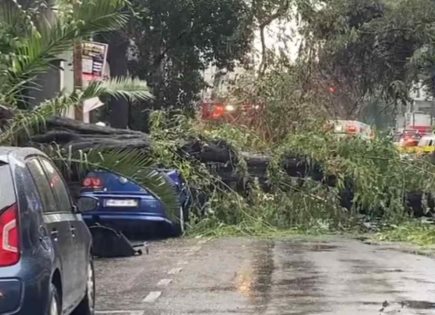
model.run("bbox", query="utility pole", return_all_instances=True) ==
[73,41,83,121]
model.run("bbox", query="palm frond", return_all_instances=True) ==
[1,0,131,105]
[74,0,130,34]
[0,0,34,36]
[47,145,180,221]
[0,93,78,145]
[0,76,153,145]
[84,78,154,102]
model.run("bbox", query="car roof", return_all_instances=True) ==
[0,146,46,164]
[421,135,435,140]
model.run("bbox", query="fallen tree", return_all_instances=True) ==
[24,117,435,219]
[31,117,152,151]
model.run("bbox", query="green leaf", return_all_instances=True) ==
[84,78,154,102]
[0,76,153,145]
[0,93,78,145]
[0,0,130,105]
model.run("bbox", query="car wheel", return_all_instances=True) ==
[71,260,95,315]
[49,284,61,315]
[178,206,185,234]
[172,206,186,237]
[183,204,190,223]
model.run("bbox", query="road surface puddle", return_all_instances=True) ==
[364,300,435,313]
[402,300,435,309]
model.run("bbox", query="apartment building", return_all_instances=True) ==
[396,81,435,130]
[30,46,109,123]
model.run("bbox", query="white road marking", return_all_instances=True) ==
[168,267,183,275]
[157,278,173,287]
[95,311,144,315]
[177,260,188,266]
[142,291,162,303]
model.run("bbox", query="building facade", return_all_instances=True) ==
[396,81,435,130]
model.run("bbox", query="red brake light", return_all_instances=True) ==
[346,125,358,133]
[0,204,20,267]
[211,105,225,119]
[82,177,103,190]
[82,178,92,187]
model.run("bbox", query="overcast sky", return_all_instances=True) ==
[252,18,302,64]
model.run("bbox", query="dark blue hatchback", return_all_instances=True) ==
[0,147,94,315]
[80,169,190,238]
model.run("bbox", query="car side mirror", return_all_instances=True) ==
[76,197,98,213]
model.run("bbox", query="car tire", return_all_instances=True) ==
[173,206,187,237]
[71,260,95,315]
[49,283,61,315]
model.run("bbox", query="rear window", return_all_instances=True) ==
[0,163,16,211]
[27,159,58,213]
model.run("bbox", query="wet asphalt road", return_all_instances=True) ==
[94,237,435,315]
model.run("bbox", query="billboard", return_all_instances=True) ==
[82,41,109,83]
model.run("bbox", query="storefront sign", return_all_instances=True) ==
[82,41,109,83]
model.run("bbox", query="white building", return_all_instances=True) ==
[33,48,109,123]
[409,81,434,113]
[396,81,435,129]
[202,15,302,100]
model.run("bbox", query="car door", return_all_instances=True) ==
[38,157,88,304]
[26,158,77,309]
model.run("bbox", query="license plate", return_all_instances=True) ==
[105,199,138,207]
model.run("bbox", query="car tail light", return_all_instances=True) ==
[82,176,104,190]
[0,204,20,267]
[211,105,225,119]
[346,125,358,134]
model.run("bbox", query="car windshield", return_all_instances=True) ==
[403,130,417,136]
[0,163,16,212]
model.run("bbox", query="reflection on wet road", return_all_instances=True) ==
[259,240,435,314]
[96,237,435,315]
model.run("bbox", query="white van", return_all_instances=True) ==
[330,120,374,140]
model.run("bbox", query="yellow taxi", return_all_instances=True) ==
[393,130,422,154]
[416,134,435,156]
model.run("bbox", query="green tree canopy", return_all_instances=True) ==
[96,0,254,129]
[298,0,435,120]
[128,0,253,109]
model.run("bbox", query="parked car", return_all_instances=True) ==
[328,120,375,140]
[416,134,435,156]
[80,169,190,238]
[0,147,94,315]
[394,129,422,154]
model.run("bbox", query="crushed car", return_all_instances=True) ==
[79,169,191,240]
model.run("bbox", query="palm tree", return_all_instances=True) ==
[0,0,180,220]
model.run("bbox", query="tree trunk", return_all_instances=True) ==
[73,42,83,121]
[99,32,130,129]
[30,117,151,151]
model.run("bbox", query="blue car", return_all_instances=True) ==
[0,147,94,315]
[80,169,190,237]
